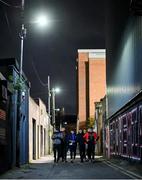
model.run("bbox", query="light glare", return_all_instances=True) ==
[55,88,60,93]
[35,15,49,27]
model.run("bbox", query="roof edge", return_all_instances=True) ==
[78,49,106,53]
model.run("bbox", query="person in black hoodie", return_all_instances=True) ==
[77,129,86,162]
[61,128,69,162]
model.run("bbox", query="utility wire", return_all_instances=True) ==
[0,0,20,8]
[1,6,18,59]
[31,59,49,87]
[32,91,48,96]
[3,7,12,38]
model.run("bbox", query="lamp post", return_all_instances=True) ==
[51,88,55,130]
[51,87,60,131]
[19,1,49,79]
[48,76,51,117]
[16,0,50,167]
[20,0,26,78]
[16,0,26,167]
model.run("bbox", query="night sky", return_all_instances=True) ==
[0,0,105,114]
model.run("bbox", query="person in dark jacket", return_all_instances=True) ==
[52,129,63,163]
[77,129,85,162]
[92,128,99,161]
[68,130,77,163]
[61,128,69,162]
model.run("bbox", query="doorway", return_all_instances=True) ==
[32,119,36,160]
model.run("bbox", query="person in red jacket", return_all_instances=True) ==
[83,128,98,162]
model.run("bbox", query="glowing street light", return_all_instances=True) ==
[54,87,60,93]
[20,12,50,77]
[34,14,50,27]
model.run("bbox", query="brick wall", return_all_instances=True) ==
[77,50,106,130]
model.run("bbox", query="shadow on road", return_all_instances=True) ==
[0,155,132,179]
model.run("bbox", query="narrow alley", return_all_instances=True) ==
[0,0,142,179]
[0,155,141,179]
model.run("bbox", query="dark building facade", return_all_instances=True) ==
[106,0,142,117]
[106,0,142,161]
[0,73,11,173]
[0,58,29,173]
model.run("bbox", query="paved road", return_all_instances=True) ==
[0,156,133,179]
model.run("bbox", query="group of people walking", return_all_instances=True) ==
[52,127,99,163]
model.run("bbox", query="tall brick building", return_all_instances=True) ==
[77,49,106,130]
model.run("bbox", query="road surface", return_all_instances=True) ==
[0,156,134,179]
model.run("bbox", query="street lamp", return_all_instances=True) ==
[20,1,49,78]
[54,87,60,93]
[18,1,50,119]
[33,14,50,27]
[16,0,50,167]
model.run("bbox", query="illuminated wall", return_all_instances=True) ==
[77,49,106,129]
[106,0,142,117]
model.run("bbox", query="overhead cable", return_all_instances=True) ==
[0,0,20,8]
[31,59,48,87]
